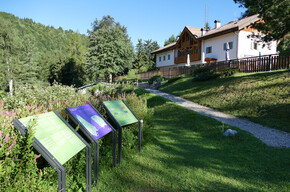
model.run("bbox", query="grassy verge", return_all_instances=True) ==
[159,70,290,133]
[97,89,290,192]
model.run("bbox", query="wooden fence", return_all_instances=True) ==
[138,54,290,80]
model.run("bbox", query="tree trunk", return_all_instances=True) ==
[109,73,112,83]
[9,79,13,96]
[6,57,13,96]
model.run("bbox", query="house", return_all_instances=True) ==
[152,14,277,69]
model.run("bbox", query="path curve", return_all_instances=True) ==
[145,88,290,148]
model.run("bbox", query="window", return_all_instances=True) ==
[206,46,212,54]
[190,50,193,55]
[251,41,258,50]
[159,57,161,62]
[168,54,170,60]
[223,42,233,50]
[163,56,166,61]
[186,37,190,41]
[178,52,181,57]
[182,51,184,56]
[194,49,198,54]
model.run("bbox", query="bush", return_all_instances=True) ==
[192,66,212,76]
[216,67,239,78]
[148,75,163,85]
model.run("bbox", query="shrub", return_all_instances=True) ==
[192,66,212,76]
[148,75,163,85]
[216,67,239,78]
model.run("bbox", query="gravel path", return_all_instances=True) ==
[145,88,290,148]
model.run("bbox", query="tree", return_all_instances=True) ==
[133,39,159,73]
[86,15,134,82]
[234,0,290,44]
[164,34,176,46]
[0,17,22,94]
[205,22,211,30]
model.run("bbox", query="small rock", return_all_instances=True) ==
[223,129,238,137]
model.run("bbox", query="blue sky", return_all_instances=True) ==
[0,0,246,47]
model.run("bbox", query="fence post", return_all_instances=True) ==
[269,55,272,71]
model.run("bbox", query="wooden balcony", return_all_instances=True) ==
[174,54,201,64]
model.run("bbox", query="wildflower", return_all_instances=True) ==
[5,111,11,116]
[4,133,9,143]
[34,104,38,108]
[96,100,99,105]
[27,105,31,111]
[44,110,48,113]
[8,137,16,150]
[69,98,71,101]
[56,99,59,103]
[0,130,2,138]
[34,154,42,164]
[44,101,47,105]
[65,101,68,105]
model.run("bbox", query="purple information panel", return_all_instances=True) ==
[67,104,112,141]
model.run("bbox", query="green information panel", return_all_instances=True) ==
[19,112,86,165]
[103,100,138,126]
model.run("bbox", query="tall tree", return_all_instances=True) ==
[133,39,159,72]
[164,34,176,46]
[234,0,290,44]
[86,15,134,82]
[0,17,22,94]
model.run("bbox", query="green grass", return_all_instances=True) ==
[96,90,290,192]
[159,70,290,133]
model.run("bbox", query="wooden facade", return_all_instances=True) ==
[173,28,201,64]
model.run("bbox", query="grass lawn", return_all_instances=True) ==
[159,70,290,133]
[96,90,290,192]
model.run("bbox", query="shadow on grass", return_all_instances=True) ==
[99,99,290,191]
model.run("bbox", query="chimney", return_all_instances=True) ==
[214,20,221,29]
[201,28,204,36]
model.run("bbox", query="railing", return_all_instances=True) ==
[138,54,289,80]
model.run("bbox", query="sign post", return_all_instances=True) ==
[65,103,116,184]
[13,111,91,192]
[102,100,143,164]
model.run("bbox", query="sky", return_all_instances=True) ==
[0,0,246,47]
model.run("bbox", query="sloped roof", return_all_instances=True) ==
[151,14,260,54]
[151,42,176,54]
[200,14,260,39]
[186,26,202,37]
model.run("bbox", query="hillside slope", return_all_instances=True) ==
[159,70,290,133]
[0,12,88,88]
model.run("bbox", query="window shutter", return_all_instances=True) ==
[224,43,226,50]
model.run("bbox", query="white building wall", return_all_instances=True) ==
[238,31,277,58]
[156,50,174,68]
[203,33,238,62]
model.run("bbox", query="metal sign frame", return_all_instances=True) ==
[65,103,116,184]
[13,110,92,192]
[102,100,143,164]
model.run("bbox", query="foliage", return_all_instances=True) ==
[133,39,159,73]
[215,67,240,78]
[0,12,89,90]
[0,84,153,191]
[233,0,290,43]
[160,69,290,132]
[86,15,134,82]
[164,34,176,46]
[148,74,164,85]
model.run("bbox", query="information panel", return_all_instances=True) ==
[67,104,113,140]
[103,100,138,126]
[19,112,86,165]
